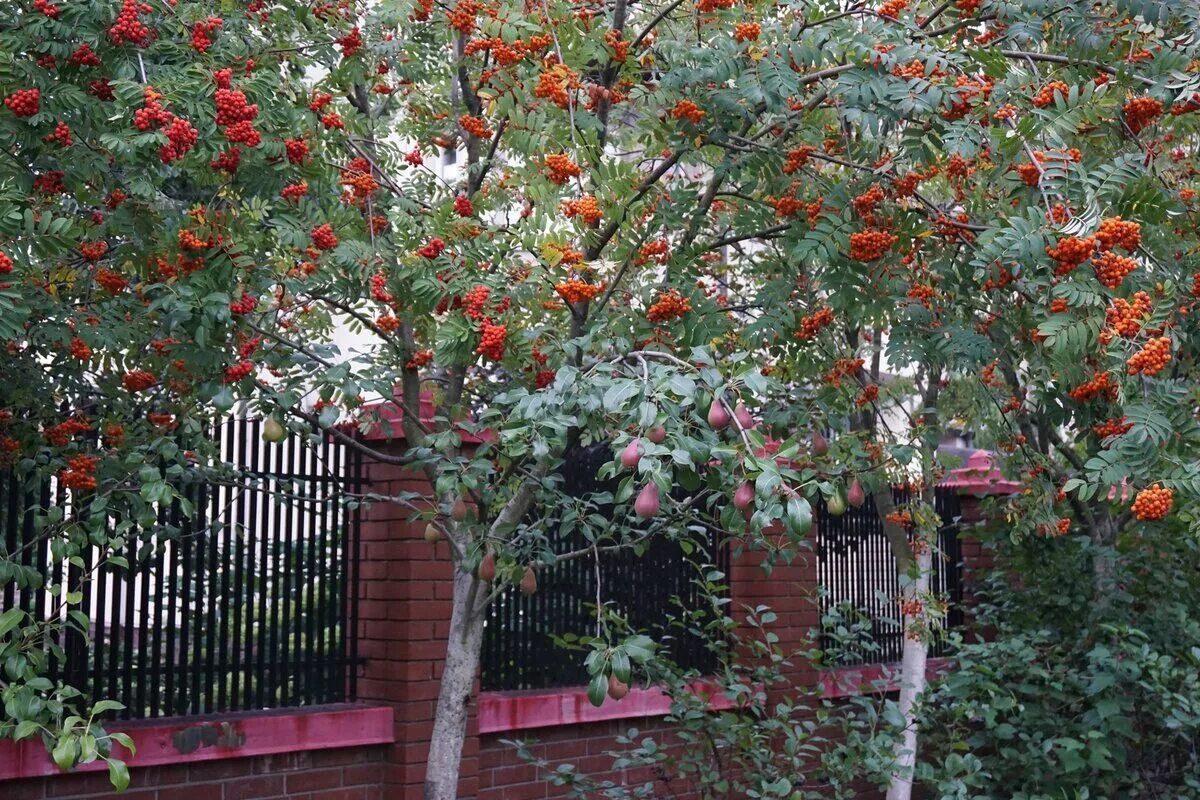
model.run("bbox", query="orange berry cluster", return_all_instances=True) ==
[447,0,481,34]
[1126,336,1170,376]
[43,417,91,447]
[80,241,108,263]
[459,114,492,139]
[782,145,815,174]
[375,314,400,333]
[534,64,580,109]
[795,307,834,340]
[733,22,761,43]
[1049,298,1069,313]
[696,0,735,11]
[852,183,885,219]
[1069,371,1117,402]
[823,357,864,388]
[311,224,338,250]
[671,100,705,124]
[855,384,879,407]
[4,88,39,117]
[284,137,309,164]
[123,369,156,392]
[1045,235,1095,276]
[417,237,445,258]
[281,181,308,202]
[60,455,99,491]
[562,195,602,225]
[647,289,691,323]
[70,337,93,361]
[476,318,506,360]
[545,153,581,184]
[108,0,154,47]
[1123,96,1164,134]
[134,88,198,163]
[214,80,262,148]
[1131,484,1173,520]
[1092,251,1137,288]
[1032,81,1070,108]
[877,0,910,18]
[463,285,491,320]
[636,239,669,266]
[453,194,473,217]
[338,26,363,58]
[191,17,223,53]
[1101,291,1152,343]
[1092,416,1133,438]
[224,360,255,383]
[230,293,256,314]
[95,268,127,294]
[1095,217,1140,251]
[555,280,605,304]
[370,273,393,304]
[849,230,898,262]
[406,349,433,369]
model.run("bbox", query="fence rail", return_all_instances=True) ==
[0,417,362,719]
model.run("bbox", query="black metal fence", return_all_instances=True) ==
[816,486,963,666]
[481,443,727,691]
[0,417,362,719]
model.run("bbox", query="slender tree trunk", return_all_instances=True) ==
[424,569,486,800]
[1090,514,1118,613]
[886,544,932,800]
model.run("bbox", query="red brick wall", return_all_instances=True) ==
[15,744,387,800]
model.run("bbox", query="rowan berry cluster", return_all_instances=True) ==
[230,293,256,314]
[562,195,602,224]
[1092,416,1133,438]
[646,289,691,323]
[338,26,363,58]
[476,318,506,360]
[80,241,108,262]
[281,181,308,202]
[191,17,223,53]
[733,22,761,43]
[877,0,910,18]
[123,370,156,392]
[1068,371,1117,402]
[852,183,885,219]
[823,357,865,387]
[545,153,581,184]
[463,285,491,320]
[45,122,72,147]
[0,252,13,275]
[1123,96,1164,134]
[284,137,309,164]
[210,148,241,173]
[447,0,481,34]
[311,224,338,250]
[95,268,127,294]
[1131,484,1173,520]
[224,360,255,383]
[417,237,445,258]
[370,273,393,304]
[459,114,492,139]
[856,384,879,407]
[1095,217,1140,251]
[1045,235,1096,276]
[406,349,433,369]
[44,417,91,446]
[1032,81,1070,108]
[4,89,39,117]
[60,455,99,491]
[70,337,93,361]
[1092,251,1137,288]
[1049,298,1069,313]
[670,100,705,124]
[1126,336,1171,376]
[555,280,605,304]
[135,88,198,163]
[534,64,580,109]
[109,0,154,47]
[454,194,473,217]
[636,239,669,266]
[1100,291,1152,343]
[34,0,60,17]
[849,230,897,261]
[795,307,834,340]
[68,44,102,67]
[214,84,261,147]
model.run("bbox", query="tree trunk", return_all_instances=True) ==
[424,569,486,800]
[1090,514,1118,613]
[886,544,932,800]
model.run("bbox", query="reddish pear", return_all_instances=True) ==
[520,566,538,595]
[619,439,643,469]
[811,430,829,457]
[607,673,629,701]
[733,482,755,511]
[708,399,731,430]
[734,403,754,430]
[634,483,660,518]
[848,479,866,508]
[423,523,440,544]
[451,496,468,521]
[647,425,667,444]
[479,551,496,582]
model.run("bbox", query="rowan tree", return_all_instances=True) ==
[4,0,1200,796]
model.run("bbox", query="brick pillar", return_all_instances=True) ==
[728,534,821,686]
[955,495,997,639]
[355,442,480,800]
